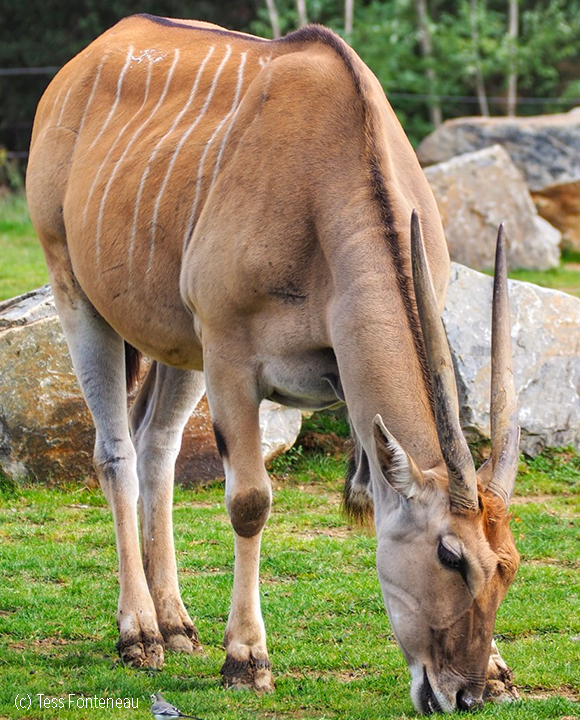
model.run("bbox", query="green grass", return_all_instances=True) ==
[0,433,578,720]
[0,192,48,300]
[507,263,580,299]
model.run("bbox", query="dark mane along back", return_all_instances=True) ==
[284,24,435,414]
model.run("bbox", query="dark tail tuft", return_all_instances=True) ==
[124,342,142,393]
[342,440,374,527]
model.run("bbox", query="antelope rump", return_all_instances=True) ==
[26,15,520,714]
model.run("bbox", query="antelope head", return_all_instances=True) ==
[373,213,520,714]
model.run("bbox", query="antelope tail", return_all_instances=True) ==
[125,341,142,393]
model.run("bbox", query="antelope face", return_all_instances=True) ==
[369,215,520,713]
[372,423,519,713]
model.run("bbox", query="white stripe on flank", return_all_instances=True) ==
[56,86,72,126]
[182,50,247,254]
[258,53,272,69]
[210,52,248,188]
[50,88,63,125]
[95,49,180,264]
[129,45,215,272]
[82,56,154,231]
[144,44,232,268]
[87,46,134,154]
[77,57,107,141]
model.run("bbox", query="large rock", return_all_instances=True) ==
[417,109,580,249]
[424,145,561,270]
[3,272,577,478]
[0,287,302,485]
[0,287,94,482]
[444,263,580,455]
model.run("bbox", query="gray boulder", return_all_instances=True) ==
[424,145,561,270]
[444,263,580,456]
[0,286,302,484]
[417,108,580,249]
[0,287,93,482]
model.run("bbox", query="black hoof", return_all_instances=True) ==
[116,633,164,669]
[220,654,274,692]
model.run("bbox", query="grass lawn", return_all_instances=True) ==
[0,439,579,720]
[508,250,580,299]
[0,192,48,300]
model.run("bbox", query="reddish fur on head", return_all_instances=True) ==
[479,490,519,581]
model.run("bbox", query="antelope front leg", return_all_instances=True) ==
[205,356,274,692]
[98,441,163,669]
[221,532,272,692]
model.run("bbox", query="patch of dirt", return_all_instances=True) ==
[295,526,352,539]
[9,642,27,651]
[511,494,561,505]
[9,638,81,652]
[525,557,562,566]
[271,482,344,506]
[175,500,223,509]
[284,666,379,683]
[261,574,296,585]
[299,431,350,457]
[33,638,70,647]
[521,685,580,702]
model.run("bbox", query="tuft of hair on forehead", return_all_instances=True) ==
[479,491,509,545]
[479,490,519,579]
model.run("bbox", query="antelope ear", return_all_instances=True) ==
[373,415,423,499]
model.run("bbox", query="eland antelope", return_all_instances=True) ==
[26,15,520,714]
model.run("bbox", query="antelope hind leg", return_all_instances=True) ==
[130,363,206,654]
[49,278,164,668]
[484,639,520,703]
[204,353,274,692]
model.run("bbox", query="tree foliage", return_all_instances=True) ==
[250,0,580,143]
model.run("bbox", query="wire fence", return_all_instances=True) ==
[1,66,579,160]
[2,64,578,103]
[388,92,579,106]
[0,67,60,76]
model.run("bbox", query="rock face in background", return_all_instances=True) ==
[417,109,580,249]
[444,263,580,455]
[0,287,302,485]
[424,145,561,270]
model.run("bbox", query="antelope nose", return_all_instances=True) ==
[456,689,483,712]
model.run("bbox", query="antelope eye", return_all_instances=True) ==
[437,539,462,570]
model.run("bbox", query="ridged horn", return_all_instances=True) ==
[410,209,478,514]
[483,224,520,506]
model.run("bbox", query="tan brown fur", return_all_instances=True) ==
[26,15,520,712]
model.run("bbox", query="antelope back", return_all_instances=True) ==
[28,15,445,365]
